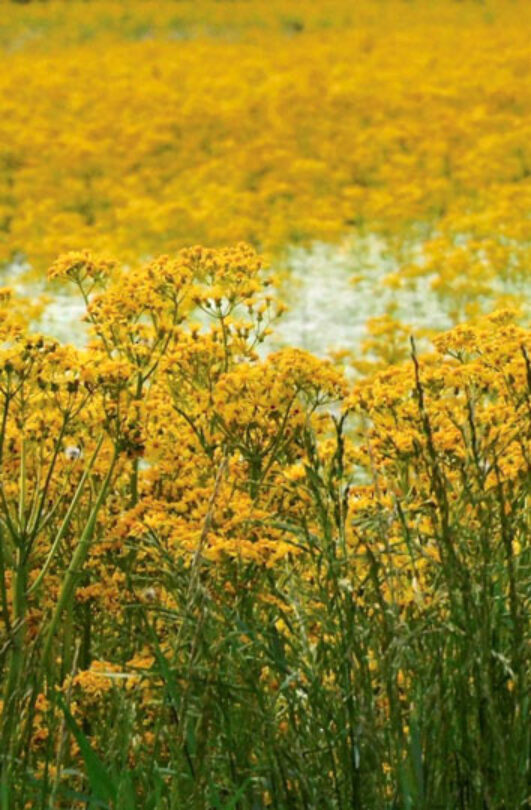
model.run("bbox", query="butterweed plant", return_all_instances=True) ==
[0,2,530,807]
[1,1,531,325]
[0,246,528,809]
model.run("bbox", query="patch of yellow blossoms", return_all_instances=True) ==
[0,0,530,323]
[0,244,528,801]
[0,243,527,630]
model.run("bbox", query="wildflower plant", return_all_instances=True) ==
[0,244,527,808]
[0,1,530,807]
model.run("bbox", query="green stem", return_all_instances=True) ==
[41,445,118,674]
[1,548,27,794]
[27,434,105,597]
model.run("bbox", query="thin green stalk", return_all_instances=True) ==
[41,444,118,673]
[27,434,105,597]
[1,547,28,801]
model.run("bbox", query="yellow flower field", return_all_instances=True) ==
[0,3,529,809]
[1,0,530,317]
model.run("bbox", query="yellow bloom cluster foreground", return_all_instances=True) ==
[1,245,529,806]
[0,0,530,320]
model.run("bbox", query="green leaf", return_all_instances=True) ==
[57,694,117,807]
[222,777,252,809]
[409,715,424,806]
[207,775,252,810]
[117,770,137,810]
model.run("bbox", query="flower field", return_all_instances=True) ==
[0,2,530,808]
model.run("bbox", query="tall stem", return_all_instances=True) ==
[1,549,27,800]
[41,445,118,675]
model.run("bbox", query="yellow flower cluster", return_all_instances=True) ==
[344,309,530,607]
[0,243,525,624]
[0,244,528,805]
[0,0,529,323]
[0,1,529,801]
